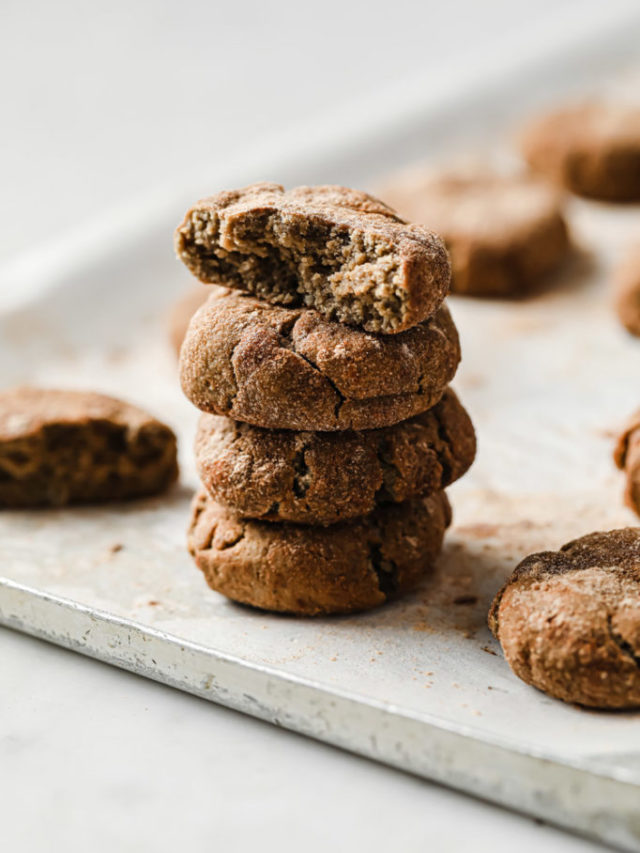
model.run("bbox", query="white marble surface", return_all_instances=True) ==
[1,629,602,853]
[0,1,624,850]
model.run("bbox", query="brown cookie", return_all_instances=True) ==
[614,245,640,337]
[179,287,460,431]
[520,102,640,201]
[188,490,451,615]
[489,529,640,709]
[614,411,640,516]
[168,286,209,355]
[195,388,475,525]
[0,388,178,507]
[174,182,451,334]
[380,170,569,297]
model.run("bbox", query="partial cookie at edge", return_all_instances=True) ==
[614,245,640,337]
[614,410,640,517]
[489,529,640,709]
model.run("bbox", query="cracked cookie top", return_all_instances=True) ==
[179,286,460,431]
[187,489,451,616]
[194,388,475,525]
[174,182,450,334]
[489,528,640,709]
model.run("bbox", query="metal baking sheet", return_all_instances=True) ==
[2,6,640,850]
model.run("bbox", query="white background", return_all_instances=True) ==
[0,1,615,850]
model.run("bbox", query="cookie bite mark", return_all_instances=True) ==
[175,183,451,334]
[187,490,451,616]
[0,388,178,507]
[489,529,640,709]
[520,102,640,201]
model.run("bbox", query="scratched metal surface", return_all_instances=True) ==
[1,10,640,850]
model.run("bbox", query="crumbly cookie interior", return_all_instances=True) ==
[0,421,174,506]
[179,209,409,333]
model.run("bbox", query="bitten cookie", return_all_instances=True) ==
[489,529,640,709]
[188,490,451,615]
[614,245,640,337]
[195,388,475,525]
[180,287,460,431]
[520,102,640,201]
[380,170,569,297]
[174,182,451,334]
[168,286,209,355]
[0,388,178,507]
[614,411,640,517]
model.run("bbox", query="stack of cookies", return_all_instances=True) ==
[175,183,476,616]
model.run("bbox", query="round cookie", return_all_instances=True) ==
[380,170,569,297]
[179,287,460,431]
[614,245,640,337]
[489,529,640,709]
[195,388,475,525]
[520,102,640,201]
[614,410,640,517]
[188,490,451,616]
[175,182,451,335]
[168,286,209,355]
[0,387,178,507]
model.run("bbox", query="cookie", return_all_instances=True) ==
[614,410,640,516]
[174,182,451,334]
[489,529,640,709]
[380,170,569,297]
[614,245,640,337]
[0,388,178,507]
[188,490,451,615]
[195,388,475,525]
[168,286,209,355]
[180,287,460,431]
[520,102,640,201]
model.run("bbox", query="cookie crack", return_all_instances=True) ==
[275,315,299,348]
[292,444,310,499]
[294,349,346,423]
[217,526,247,550]
[226,339,244,410]
[368,529,398,598]
[373,435,398,506]
[432,407,454,484]
[607,614,640,669]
